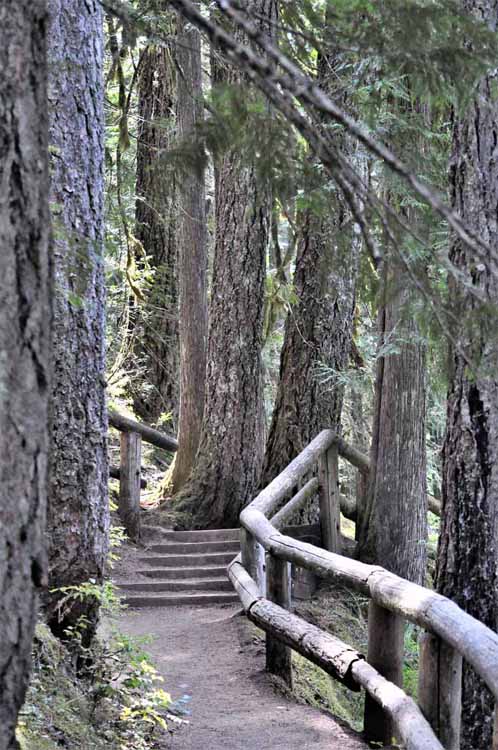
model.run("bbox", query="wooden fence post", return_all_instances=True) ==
[364,601,404,745]
[118,430,142,542]
[240,527,266,597]
[318,442,340,553]
[266,553,293,687]
[418,632,462,750]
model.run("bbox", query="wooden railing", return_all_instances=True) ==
[108,409,178,540]
[229,430,498,749]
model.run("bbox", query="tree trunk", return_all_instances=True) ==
[169,17,208,493]
[350,383,369,537]
[355,262,427,744]
[260,42,360,511]
[45,0,109,645]
[173,1,276,529]
[131,21,179,425]
[436,3,498,745]
[357,264,428,585]
[356,86,428,586]
[260,210,359,492]
[0,2,51,747]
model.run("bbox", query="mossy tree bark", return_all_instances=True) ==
[173,1,277,529]
[132,18,180,425]
[436,3,498,745]
[45,0,109,645]
[0,2,51,747]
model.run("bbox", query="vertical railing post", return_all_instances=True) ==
[418,632,462,749]
[266,553,293,687]
[363,601,404,745]
[118,430,142,541]
[318,441,340,553]
[240,527,266,597]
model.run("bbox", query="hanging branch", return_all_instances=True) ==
[210,0,491,260]
[100,0,496,279]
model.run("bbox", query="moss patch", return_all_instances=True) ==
[292,583,369,731]
[292,583,421,732]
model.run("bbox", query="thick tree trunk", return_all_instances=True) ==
[357,266,428,585]
[132,24,179,425]
[356,263,427,744]
[436,4,498,745]
[261,208,359,489]
[0,3,51,747]
[169,18,208,493]
[260,42,360,518]
[45,0,109,644]
[173,1,276,529]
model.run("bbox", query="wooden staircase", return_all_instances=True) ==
[117,527,241,608]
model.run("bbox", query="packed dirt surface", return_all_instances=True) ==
[118,603,368,749]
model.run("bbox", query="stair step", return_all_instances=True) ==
[147,540,239,555]
[141,526,240,543]
[139,552,236,567]
[123,591,239,608]
[136,565,228,580]
[117,578,232,593]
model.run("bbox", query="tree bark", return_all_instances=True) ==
[45,0,109,645]
[357,264,428,585]
[436,3,498,745]
[132,20,179,425]
[169,16,208,493]
[356,259,427,742]
[260,42,360,513]
[0,2,51,747]
[260,208,359,490]
[173,1,277,528]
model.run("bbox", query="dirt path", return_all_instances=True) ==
[118,604,367,750]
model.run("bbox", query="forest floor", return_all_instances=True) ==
[117,603,369,750]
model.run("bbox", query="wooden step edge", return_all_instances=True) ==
[117,577,230,587]
[123,592,239,607]
[141,526,240,541]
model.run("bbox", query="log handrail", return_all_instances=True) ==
[109,465,147,489]
[108,409,178,540]
[108,409,178,452]
[231,430,498,748]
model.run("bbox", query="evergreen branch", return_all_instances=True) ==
[100,0,497,276]
[179,0,495,268]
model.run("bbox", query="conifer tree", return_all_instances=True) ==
[132,12,179,424]
[169,15,208,493]
[45,0,109,645]
[173,0,277,528]
[0,2,51,746]
[260,34,360,498]
[436,2,498,745]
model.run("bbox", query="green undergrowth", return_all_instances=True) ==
[292,583,421,733]
[16,612,182,750]
[293,583,368,731]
